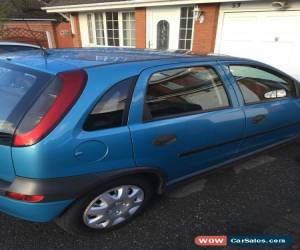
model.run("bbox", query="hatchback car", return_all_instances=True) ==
[0,48,299,235]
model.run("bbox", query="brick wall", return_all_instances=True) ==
[192,3,220,54]
[54,22,74,48]
[2,21,56,48]
[135,8,146,48]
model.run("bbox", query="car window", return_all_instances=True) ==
[0,62,51,136]
[83,77,135,131]
[144,66,230,120]
[0,45,39,54]
[229,65,296,104]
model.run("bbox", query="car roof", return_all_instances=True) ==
[0,41,40,48]
[0,47,250,74]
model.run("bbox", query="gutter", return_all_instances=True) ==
[9,18,57,21]
[42,0,256,13]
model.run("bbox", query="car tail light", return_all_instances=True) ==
[13,70,87,147]
[5,191,44,203]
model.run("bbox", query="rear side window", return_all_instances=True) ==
[83,77,135,131]
[229,65,296,104]
[0,63,51,139]
[144,67,229,120]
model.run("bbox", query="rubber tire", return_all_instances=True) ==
[55,176,154,236]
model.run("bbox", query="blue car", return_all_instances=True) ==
[0,48,299,235]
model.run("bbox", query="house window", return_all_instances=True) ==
[95,13,105,45]
[87,14,94,44]
[122,12,135,47]
[86,11,135,47]
[106,12,119,46]
[179,7,194,50]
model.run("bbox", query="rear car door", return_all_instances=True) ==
[224,62,300,154]
[128,62,245,183]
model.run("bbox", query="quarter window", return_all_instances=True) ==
[178,7,194,50]
[229,65,296,104]
[144,67,229,120]
[84,77,135,131]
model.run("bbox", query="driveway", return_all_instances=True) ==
[1,142,300,250]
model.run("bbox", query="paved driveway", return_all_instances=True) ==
[1,142,300,250]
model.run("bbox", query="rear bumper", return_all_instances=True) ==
[0,196,72,222]
[0,174,98,222]
[0,167,165,222]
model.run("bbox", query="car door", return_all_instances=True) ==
[128,62,245,183]
[223,62,300,155]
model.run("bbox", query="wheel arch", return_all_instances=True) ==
[85,167,167,195]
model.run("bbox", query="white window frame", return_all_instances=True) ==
[178,6,194,50]
[86,10,135,48]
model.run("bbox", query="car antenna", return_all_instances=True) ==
[10,0,49,58]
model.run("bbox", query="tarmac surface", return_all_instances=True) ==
[1,142,300,250]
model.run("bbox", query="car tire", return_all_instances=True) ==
[55,176,154,236]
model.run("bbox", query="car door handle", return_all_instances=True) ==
[252,114,267,124]
[154,134,177,146]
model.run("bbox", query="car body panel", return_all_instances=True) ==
[0,196,72,222]
[239,99,300,154]
[128,61,245,181]
[11,63,142,178]
[0,145,15,182]
[220,61,300,154]
[9,54,242,179]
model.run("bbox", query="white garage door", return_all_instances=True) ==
[216,11,300,80]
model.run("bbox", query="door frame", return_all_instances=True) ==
[128,60,240,125]
[218,59,300,105]
[146,6,182,50]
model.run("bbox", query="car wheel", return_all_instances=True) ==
[56,176,154,236]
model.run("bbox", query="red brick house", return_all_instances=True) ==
[0,0,77,48]
[0,0,57,47]
[36,0,300,80]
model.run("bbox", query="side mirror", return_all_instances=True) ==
[264,89,287,99]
